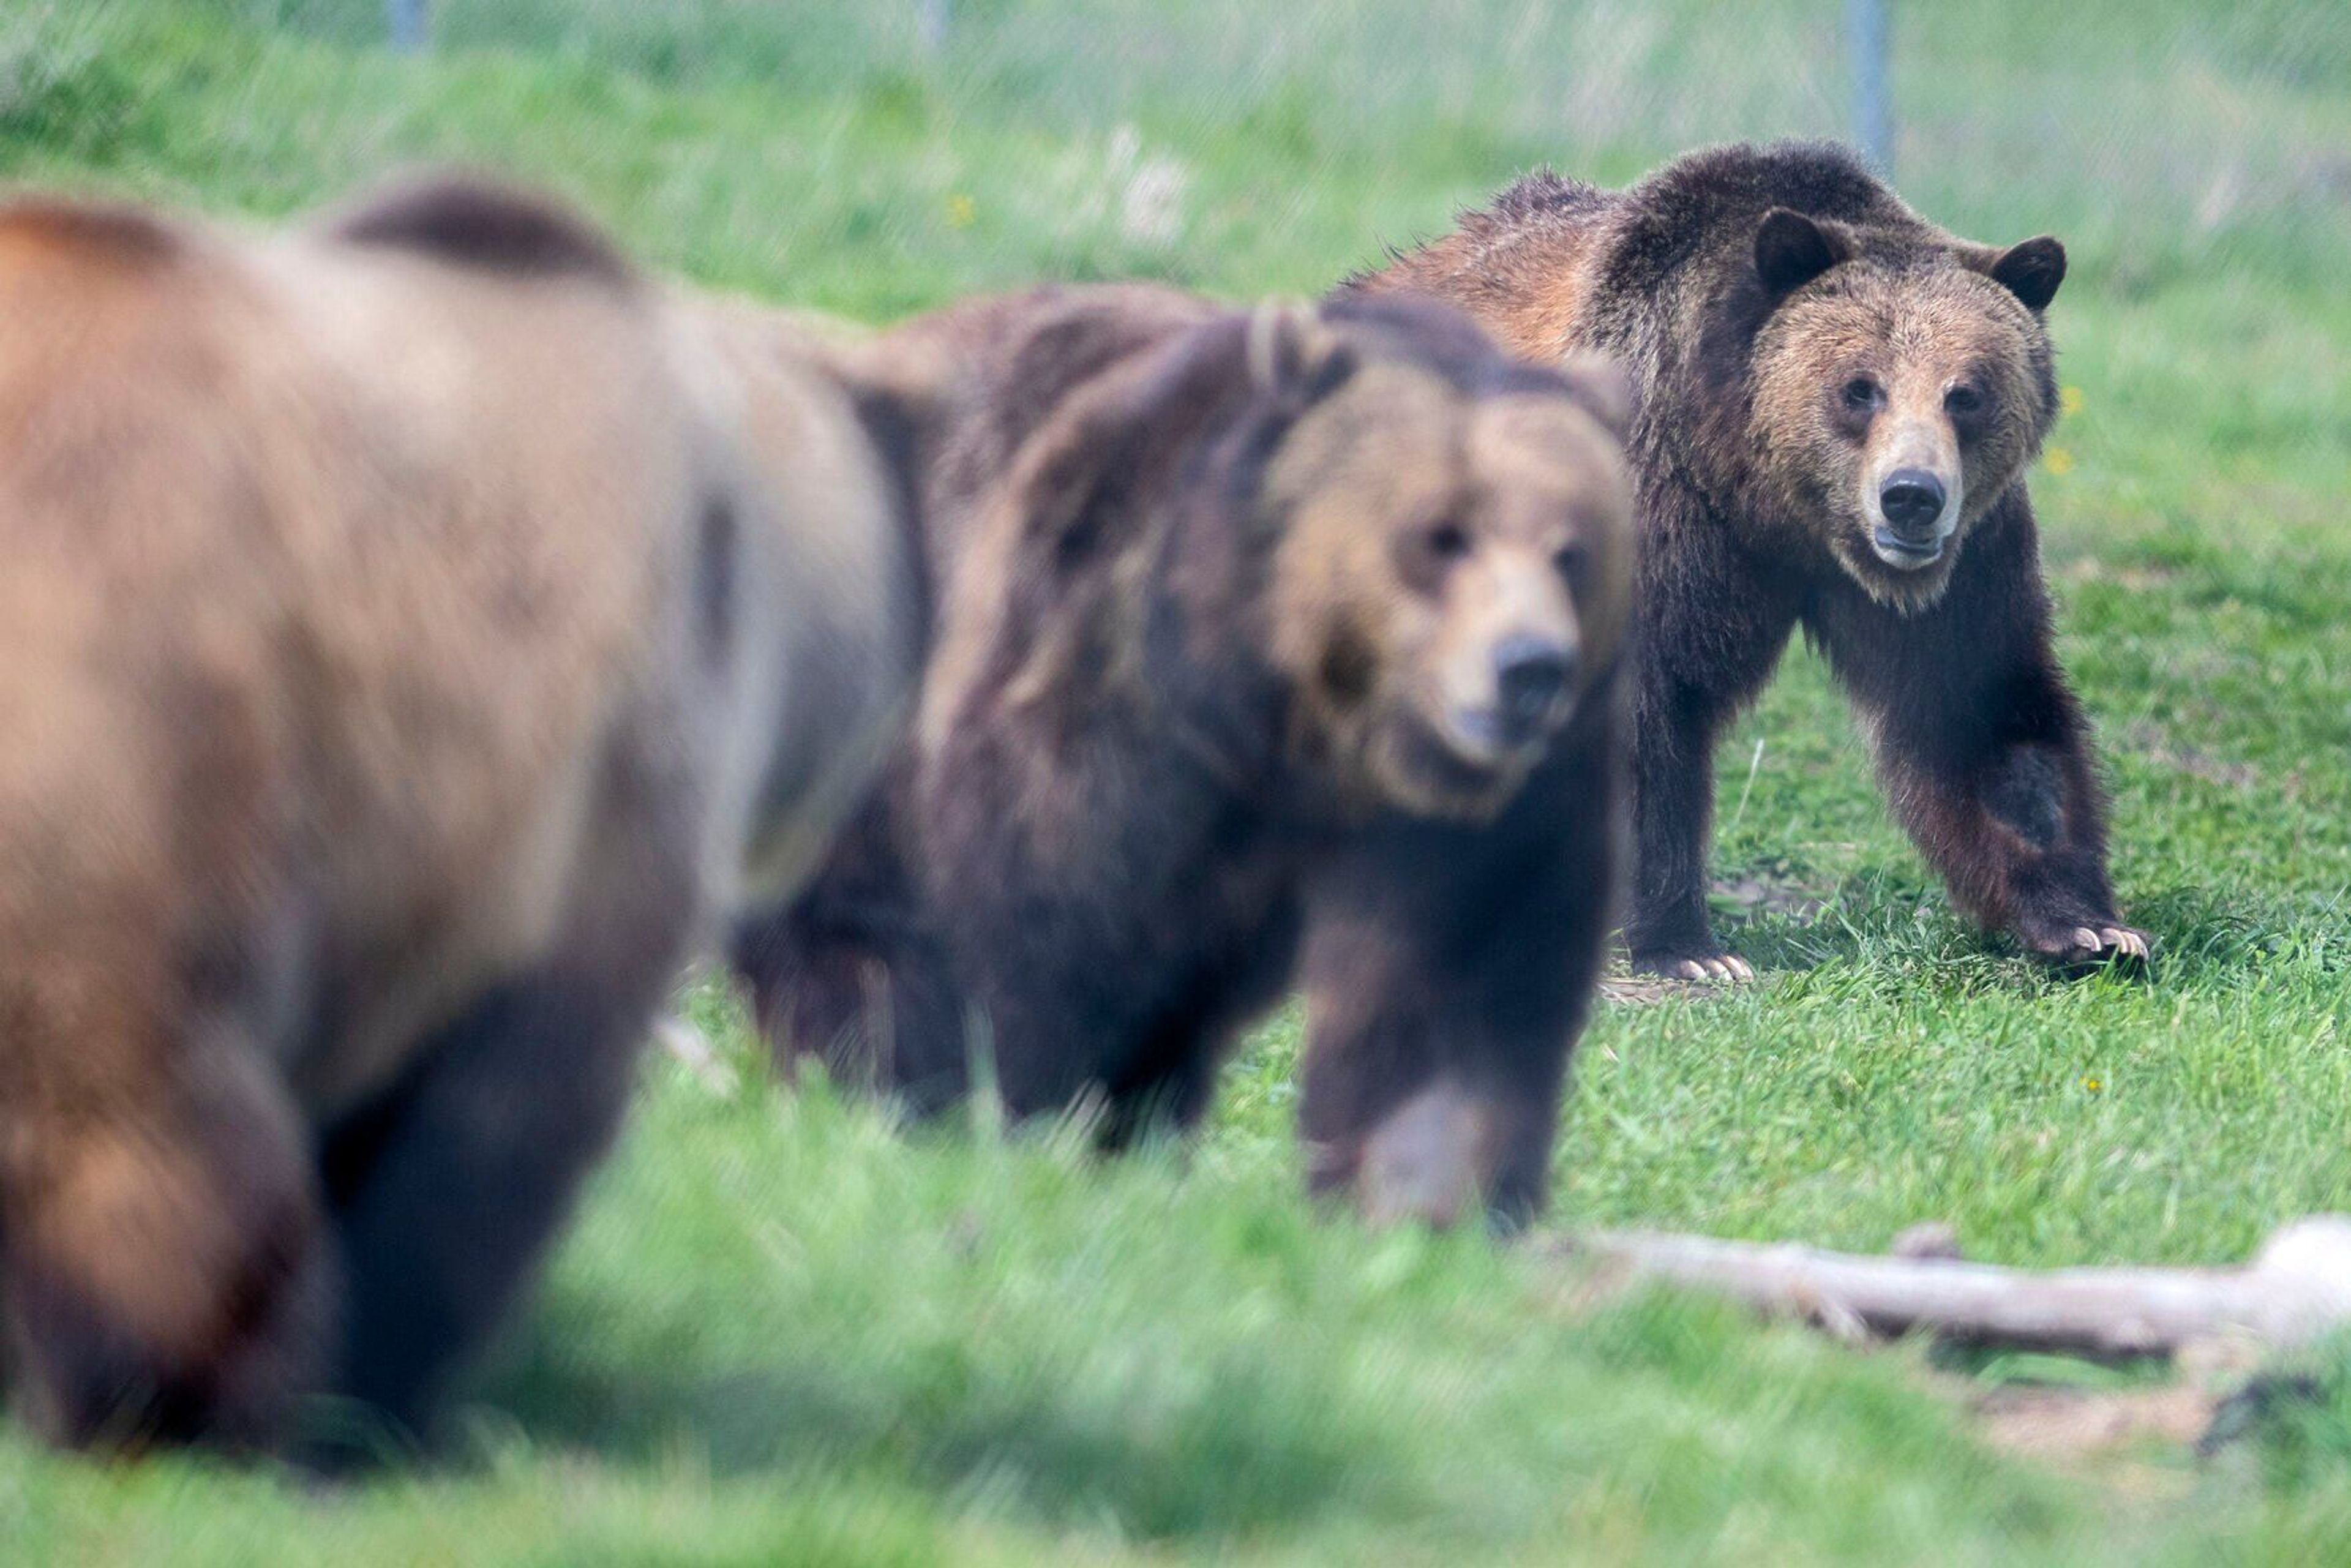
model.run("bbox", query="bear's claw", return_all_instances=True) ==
[1633,952,1755,984]
[2029,923,2152,969]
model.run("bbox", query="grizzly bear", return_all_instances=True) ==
[733,285,1635,1229]
[0,176,924,1453]
[1348,139,2147,980]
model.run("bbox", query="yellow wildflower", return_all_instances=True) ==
[2060,384,2085,416]
[2043,446,2075,476]
[945,193,976,230]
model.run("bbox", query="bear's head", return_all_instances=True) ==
[1739,206,2063,609]
[1259,294,1635,820]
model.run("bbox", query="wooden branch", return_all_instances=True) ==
[1548,1217,2351,1357]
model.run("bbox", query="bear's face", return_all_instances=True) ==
[1742,208,2062,610]
[1265,343,1632,822]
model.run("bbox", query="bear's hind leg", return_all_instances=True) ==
[320,726,700,1446]
[736,902,971,1116]
[1095,1021,1226,1152]
[735,792,975,1114]
[1093,929,1303,1152]
[316,964,657,1445]
[0,996,333,1453]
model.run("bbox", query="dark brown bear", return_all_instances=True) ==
[735,285,1635,1229]
[1349,139,2147,980]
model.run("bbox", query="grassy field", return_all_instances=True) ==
[5,0,2350,1560]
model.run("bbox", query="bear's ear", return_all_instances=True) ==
[1753,207,1850,296]
[1554,352,1635,442]
[1246,298,1359,409]
[1986,235,2066,311]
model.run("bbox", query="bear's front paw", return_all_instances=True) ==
[1629,947,1755,984]
[2020,920,2152,972]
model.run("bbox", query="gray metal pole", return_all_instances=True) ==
[1846,0,1891,174]
[386,0,428,54]
[917,0,950,55]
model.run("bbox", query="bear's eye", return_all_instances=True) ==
[1552,543,1586,583]
[1422,522,1472,561]
[1841,376,1883,414]
[1944,384,1985,417]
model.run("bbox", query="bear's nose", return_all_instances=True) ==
[1878,469,1947,537]
[1494,636,1574,735]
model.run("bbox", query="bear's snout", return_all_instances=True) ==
[1493,635,1574,739]
[1877,468,1946,539]
[1866,456,1959,571]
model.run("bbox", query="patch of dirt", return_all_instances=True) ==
[1593,874,1831,1006]
[1595,874,1831,1008]
[1598,966,1768,1007]
[1942,1340,2270,1488]
[1596,975,1703,1007]
[2055,556,2182,591]
[1970,1383,2213,1462]
[1962,1383,2211,1500]
[2118,721,2261,790]
[1710,873,1829,920]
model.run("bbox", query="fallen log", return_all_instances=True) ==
[1551,1216,2351,1357]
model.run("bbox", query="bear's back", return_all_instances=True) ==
[900,284,1220,539]
[1590,140,1944,330]
[0,183,722,1107]
[1343,171,1619,363]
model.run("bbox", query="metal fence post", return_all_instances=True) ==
[1846,0,1891,174]
[918,0,950,55]
[387,0,429,54]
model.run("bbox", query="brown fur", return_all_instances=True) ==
[1351,141,2144,976]
[0,176,923,1455]
[735,285,1633,1229]
[323,170,631,282]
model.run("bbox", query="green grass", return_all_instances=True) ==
[5,0,2351,1559]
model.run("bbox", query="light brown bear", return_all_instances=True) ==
[0,176,924,1454]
